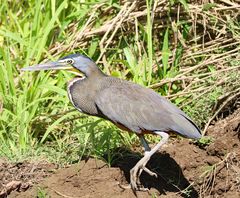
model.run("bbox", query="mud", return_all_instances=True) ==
[1,108,240,198]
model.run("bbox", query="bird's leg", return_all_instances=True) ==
[118,135,152,191]
[130,132,169,191]
[139,135,151,152]
[137,135,157,181]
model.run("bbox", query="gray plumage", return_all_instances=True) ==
[68,73,201,139]
[22,53,202,191]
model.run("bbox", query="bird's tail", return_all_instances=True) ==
[171,114,202,139]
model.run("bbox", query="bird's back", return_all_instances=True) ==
[95,76,201,139]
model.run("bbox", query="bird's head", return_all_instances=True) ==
[21,54,101,77]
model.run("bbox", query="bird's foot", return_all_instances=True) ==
[118,183,149,192]
[139,166,157,178]
[130,160,157,192]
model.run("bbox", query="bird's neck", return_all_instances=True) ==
[85,67,106,79]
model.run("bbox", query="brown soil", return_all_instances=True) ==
[1,108,240,198]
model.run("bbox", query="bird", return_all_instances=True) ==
[22,54,202,191]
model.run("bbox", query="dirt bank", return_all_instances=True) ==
[1,108,239,198]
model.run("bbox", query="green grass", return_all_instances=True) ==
[37,187,49,198]
[0,0,238,164]
[0,0,146,162]
[0,0,110,161]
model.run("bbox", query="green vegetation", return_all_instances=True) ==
[0,0,239,164]
[36,187,49,198]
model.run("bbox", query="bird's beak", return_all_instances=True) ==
[21,61,82,76]
[21,61,72,71]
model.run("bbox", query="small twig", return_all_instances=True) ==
[183,40,240,60]
[219,0,239,7]
[203,90,240,136]
[97,2,131,63]
[51,187,75,198]
[97,1,136,65]
[69,7,98,51]
[149,64,240,89]
[165,87,206,99]
[180,85,217,109]
[181,47,239,76]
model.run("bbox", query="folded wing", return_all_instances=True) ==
[95,81,201,139]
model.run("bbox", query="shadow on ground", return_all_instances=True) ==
[5,106,240,197]
[104,147,199,198]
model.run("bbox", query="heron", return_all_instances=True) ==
[22,54,201,191]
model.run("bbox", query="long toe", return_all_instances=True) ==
[137,161,158,179]
[136,159,157,186]
[130,164,153,192]
[142,167,158,177]
[118,183,131,190]
[135,166,157,190]
[130,155,153,191]
[130,167,138,191]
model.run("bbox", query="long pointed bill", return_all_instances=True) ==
[21,61,72,71]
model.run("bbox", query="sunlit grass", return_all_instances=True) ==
[0,0,106,161]
[0,0,238,164]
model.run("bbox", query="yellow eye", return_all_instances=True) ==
[67,59,74,64]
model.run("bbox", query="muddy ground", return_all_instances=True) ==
[1,108,239,198]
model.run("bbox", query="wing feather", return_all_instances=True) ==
[95,80,201,139]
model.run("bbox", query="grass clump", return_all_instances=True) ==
[0,0,239,164]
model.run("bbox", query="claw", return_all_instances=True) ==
[119,183,149,192]
[142,167,157,178]
[118,183,131,190]
[129,132,169,192]
[130,158,156,191]
[130,167,138,191]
